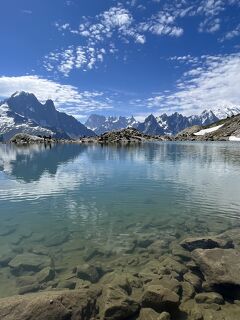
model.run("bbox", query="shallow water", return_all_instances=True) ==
[0,141,240,297]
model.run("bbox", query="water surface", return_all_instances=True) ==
[0,142,240,297]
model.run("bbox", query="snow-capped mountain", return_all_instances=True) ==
[211,107,240,120]
[86,107,240,137]
[85,114,139,135]
[137,114,165,135]
[136,108,239,136]
[0,92,95,141]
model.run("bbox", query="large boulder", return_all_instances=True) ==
[100,285,140,320]
[0,288,100,320]
[192,248,240,287]
[141,285,180,314]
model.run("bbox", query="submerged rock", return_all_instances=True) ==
[57,280,76,290]
[45,232,69,247]
[75,264,105,283]
[37,267,55,284]
[180,236,233,251]
[83,248,104,262]
[8,253,51,275]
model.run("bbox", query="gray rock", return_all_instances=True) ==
[141,285,180,314]
[180,236,233,251]
[192,248,240,287]
[195,292,224,305]
[8,253,51,275]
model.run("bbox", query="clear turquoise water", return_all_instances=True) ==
[0,142,240,296]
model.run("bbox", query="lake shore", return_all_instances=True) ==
[1,223,240,320]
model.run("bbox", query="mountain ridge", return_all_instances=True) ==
[85,107,240,136]
[0,92,95,141]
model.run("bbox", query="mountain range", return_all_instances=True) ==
[85,114,139,135]
[85,108,240,136]
[0,91,240,141]
[0,92,95,141]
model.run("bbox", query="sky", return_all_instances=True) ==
[0,0,240,121]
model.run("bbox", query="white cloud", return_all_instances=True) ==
[136,53,240,115]
[199,17,220,33]
[0,76,112,118]
[44,1,239,76]
[44,45,107,76]
[221,23,240,41]
[139,11,183,37]
[21,9,32,14]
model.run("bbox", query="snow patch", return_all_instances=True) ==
[229,136,240,141]
[194,124,224,136]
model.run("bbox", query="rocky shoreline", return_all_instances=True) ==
[1,225,240,320]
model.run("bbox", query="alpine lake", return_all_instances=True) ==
[0,141,240,319]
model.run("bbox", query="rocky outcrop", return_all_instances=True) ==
[175,114,240,141]
[192,248,240,288]
[10,133,46,144]
[0,288,100,320]
[80,128,171,144]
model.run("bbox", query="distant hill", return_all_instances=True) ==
[0,91,95,142]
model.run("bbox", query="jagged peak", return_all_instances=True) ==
[11,91,35,98]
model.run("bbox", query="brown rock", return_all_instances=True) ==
[141,285,180,314]
[192,248,240,287]
[0,288,100,320]
[195,292,224,305]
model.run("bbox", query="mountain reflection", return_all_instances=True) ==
[0,143,87,182]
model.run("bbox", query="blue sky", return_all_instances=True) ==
[0,0,240,121]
